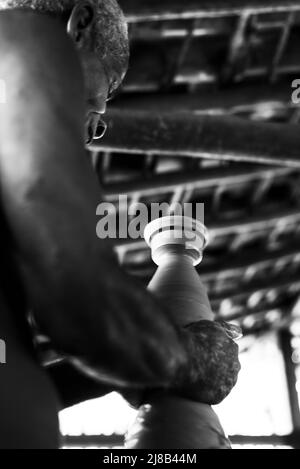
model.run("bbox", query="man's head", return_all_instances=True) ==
[0,0,129,144]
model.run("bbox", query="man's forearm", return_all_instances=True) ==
[47,361,114,410]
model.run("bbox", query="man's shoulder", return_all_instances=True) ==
[0,8,81,99]
[0,8,55,31]
[0,9,69,55]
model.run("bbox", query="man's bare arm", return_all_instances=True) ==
[0,11,186,388]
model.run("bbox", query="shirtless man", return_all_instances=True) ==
[0,0,240,448]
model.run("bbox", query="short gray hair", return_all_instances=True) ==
[0,0,129,76]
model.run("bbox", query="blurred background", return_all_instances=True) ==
[61,0,300,449]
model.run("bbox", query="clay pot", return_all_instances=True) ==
[126,216,231,449]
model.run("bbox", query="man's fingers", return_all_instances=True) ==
[215,320,243,341]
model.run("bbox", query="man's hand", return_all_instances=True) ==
[171,320,241,405]
[123,320,240,408]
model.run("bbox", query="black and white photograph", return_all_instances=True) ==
[0,0,300,452]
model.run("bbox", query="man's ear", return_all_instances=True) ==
[67,0,96,47]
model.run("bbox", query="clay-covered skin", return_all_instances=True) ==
[173,321,241,405]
